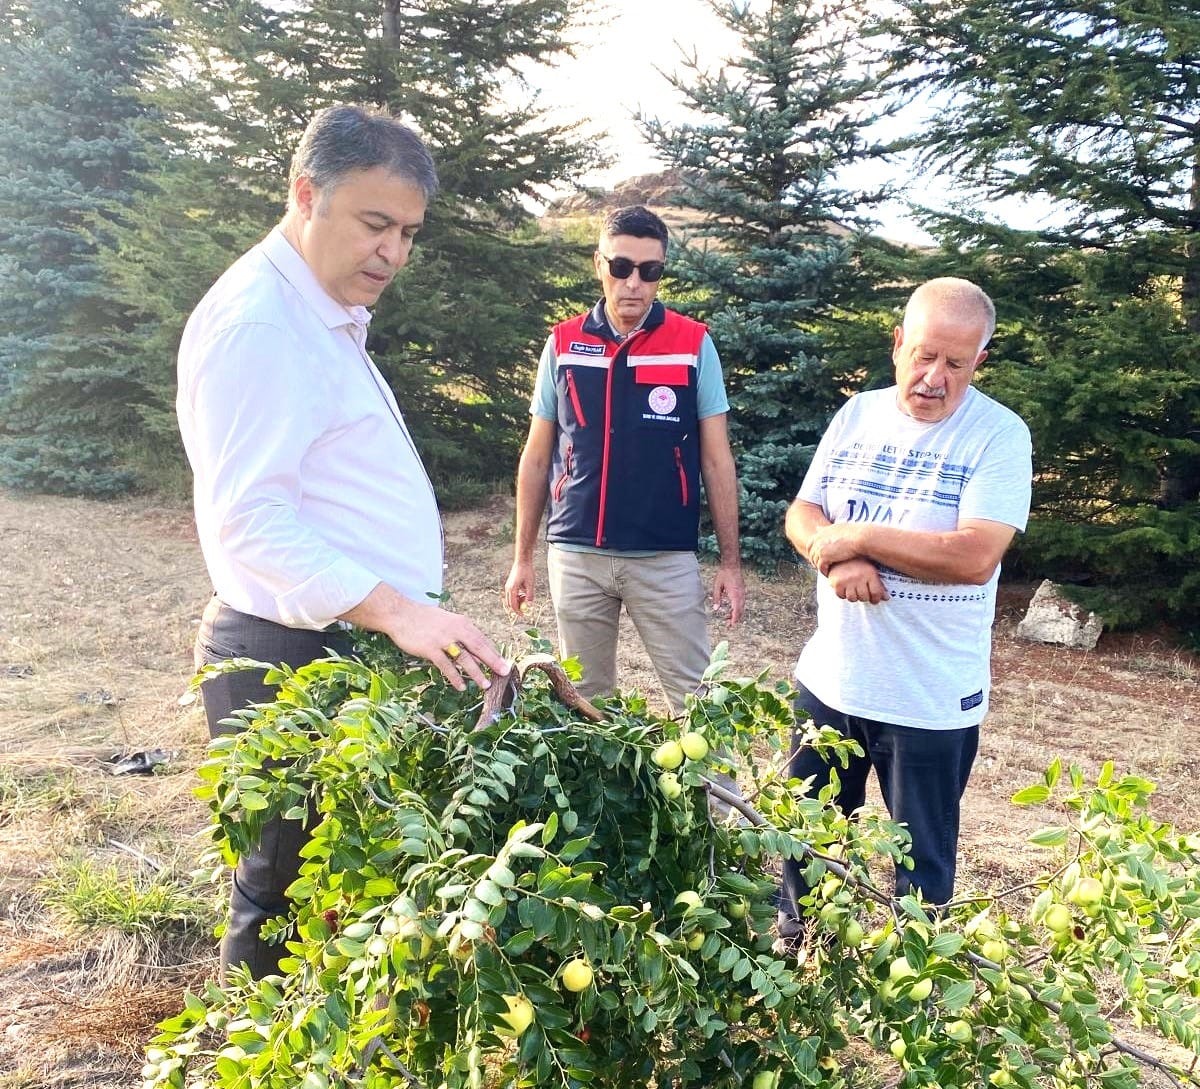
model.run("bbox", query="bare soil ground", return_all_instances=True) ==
[1,488,1197,1086]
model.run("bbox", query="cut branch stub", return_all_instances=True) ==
[473,654,603,729]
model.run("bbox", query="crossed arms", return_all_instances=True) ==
[784,498,1017,604]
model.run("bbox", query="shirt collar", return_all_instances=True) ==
[261,227,373,332]
[584,299,665,343]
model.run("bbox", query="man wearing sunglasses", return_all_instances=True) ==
[505,204,745,715]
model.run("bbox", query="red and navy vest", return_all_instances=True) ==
[545,300,707,551]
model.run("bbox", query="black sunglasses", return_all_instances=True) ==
[598,253,666,282]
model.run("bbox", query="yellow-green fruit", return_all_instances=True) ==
[658,772,682,799]
[674,890,703,910]
[989,1069,1013,1087]
[842,920,865,947]
[652,740,684,770]
[1043,903,1073,934]
[890,1038,908,1061]
[687,930,705,951]
[907,977,933,1001]
[727,898,748,920]
[981,939,1007,963]
[819,902,841,927]
[944,1019,973,1044]
[449,932,474,963]
[889,956,916,982]
[819,876,842,900]
[752,1070,780,1089]
[561,958,594,993]
[679,731,710,761]
[498,994,535,1037]
[1069,876,1103,907]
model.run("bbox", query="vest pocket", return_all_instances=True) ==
[564,369,588,427]
[553,444,574,501]
[674,445,688,506]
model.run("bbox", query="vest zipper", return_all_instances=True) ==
[553,444,573,501]
[674,445,688,506]
[565,369,588,427]
[595,329,643,546]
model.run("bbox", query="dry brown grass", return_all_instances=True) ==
[1,487,1197,1084]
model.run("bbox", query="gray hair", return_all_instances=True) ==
[288,104,439,203]
[905,277,996,350]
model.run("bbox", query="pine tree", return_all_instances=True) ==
[891,0,1200,637]
[116,0,600,494]
[0,0,162,494]
[642,0,893,565]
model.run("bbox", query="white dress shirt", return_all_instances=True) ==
[177,228,443,630]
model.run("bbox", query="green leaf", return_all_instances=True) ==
[475,880,505,907]
[1029,827,1069,847]
[928,933,964,957]
[1012,784,1052,806]
[940,979,976,1012]
[504,930,536,955]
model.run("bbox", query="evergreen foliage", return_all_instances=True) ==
[118,0,600,492]
[642,0,894,566]
[0,0,162,495]
[890,0,1200,637]
[95,151,273,494]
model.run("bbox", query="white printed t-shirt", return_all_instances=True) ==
[794,385,1032,730]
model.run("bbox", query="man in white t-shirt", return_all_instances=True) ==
[779,277,1032,926]
[178,105,509,979]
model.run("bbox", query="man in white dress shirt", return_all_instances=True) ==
[177,105,509,979]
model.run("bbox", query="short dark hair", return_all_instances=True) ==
[289,104,439,203]
[601,205,669,251]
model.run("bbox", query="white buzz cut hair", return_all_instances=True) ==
[904,277,997,352]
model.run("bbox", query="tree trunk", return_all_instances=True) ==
[381,0,402,44]
[1158,137,1200,508]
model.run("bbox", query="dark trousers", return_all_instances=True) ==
[780,685,978,918]
[195,596,351,980]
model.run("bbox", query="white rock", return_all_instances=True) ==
[1015,579,1103,650]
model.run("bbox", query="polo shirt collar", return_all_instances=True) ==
[261,227,372,330]
[583,299,666,343]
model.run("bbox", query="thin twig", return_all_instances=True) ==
[106,837,163,872]
[366,1035,425,1089]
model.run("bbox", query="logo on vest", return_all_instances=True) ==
[647,385,677,415]
[568,340,605,356]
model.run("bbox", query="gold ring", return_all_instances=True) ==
[444,643,462,660]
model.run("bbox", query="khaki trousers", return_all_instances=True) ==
[546,546,710,715]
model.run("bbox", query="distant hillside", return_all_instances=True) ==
[541,169,864,243]
[540,170,707,236]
